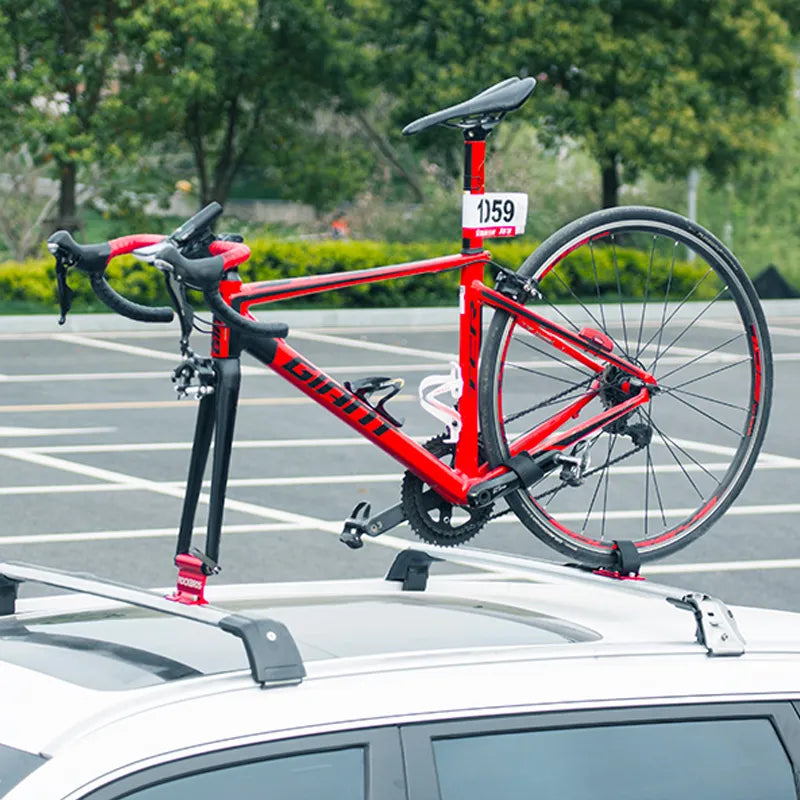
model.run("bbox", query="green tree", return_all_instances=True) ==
[124,0,363,207]
[0,0,146,231]
[520,0,794,207]
[371,0,793,208]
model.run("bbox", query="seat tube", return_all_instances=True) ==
[456,129,487,474]
[462,128,487,254]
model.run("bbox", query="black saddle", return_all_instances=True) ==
[402,76,536,136]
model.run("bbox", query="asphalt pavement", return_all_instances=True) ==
[1,302,799,611]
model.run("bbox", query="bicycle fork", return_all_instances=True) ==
[170,355,241,603]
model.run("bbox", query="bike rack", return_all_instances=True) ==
[0,561,306,687]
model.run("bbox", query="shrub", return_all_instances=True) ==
[0,236,707,314]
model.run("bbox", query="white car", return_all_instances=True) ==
[2,548,800,800]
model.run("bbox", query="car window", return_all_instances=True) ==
[432,718,797,800]
[0,743,47,798]
[116,747,364,800]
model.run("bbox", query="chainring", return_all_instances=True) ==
[400,434,493,547]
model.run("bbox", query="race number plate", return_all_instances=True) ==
[462,192,528,238]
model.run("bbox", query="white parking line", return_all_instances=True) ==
[0,474,401,496]
[0,364,455,384]
[0,448,344,533]
[0,522,309,545]
[53,333,181,362]
[3,434,793,467]
[527,503,800,522]
[0,426,116,437]
[3,447,800,577]
[290,329,455,361]
[646,558,800,575]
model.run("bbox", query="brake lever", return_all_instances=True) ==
[156,258,195,354]
[54,254,74,325]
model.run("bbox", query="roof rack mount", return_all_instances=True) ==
[0,561,305,687]
[667,593,746,657]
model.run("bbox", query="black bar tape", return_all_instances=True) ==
[90,274,174,323]
[205,288,288,339]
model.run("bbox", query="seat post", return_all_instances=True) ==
[462,128,488,254]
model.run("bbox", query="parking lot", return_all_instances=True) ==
[1,301,799,610]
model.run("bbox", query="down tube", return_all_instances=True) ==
[245,337,471,505]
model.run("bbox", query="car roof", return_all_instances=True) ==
[3,550,800,795]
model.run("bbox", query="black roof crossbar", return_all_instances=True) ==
[0,561,305,687]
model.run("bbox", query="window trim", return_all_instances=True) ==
[401,702,800,800]
[80,726,404,800]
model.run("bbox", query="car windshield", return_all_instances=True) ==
[0,743,46,798]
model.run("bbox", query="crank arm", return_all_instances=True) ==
[340,502,407,549]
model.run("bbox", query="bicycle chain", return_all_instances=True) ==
[503,375,596,426]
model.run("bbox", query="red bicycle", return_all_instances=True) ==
[49,77,772,596]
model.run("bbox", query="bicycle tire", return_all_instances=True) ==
[479,206,773,566]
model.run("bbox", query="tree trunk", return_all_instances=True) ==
[56,162,79,232]
[601,157,619,209]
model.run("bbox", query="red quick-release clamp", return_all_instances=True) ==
[167,553,210,605]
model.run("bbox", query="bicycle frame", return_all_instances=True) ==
[171,131,655,596]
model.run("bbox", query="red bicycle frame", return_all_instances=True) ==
[169,130,655,601]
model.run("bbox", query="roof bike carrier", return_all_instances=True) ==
[566,539,644,581]
[0,561,306,686]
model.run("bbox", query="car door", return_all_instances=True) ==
[78,727,405,800]
[401,702,800,800]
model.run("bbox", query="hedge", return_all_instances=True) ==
[0,237,710,314]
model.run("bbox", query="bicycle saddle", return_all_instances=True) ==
[402,76,536,136]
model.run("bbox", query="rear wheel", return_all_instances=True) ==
[479,206,772,565]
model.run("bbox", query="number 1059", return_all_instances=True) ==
[477,197,515,224]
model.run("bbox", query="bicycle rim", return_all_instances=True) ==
[479,207,772,565]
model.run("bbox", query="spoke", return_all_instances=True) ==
[505,361,589,389]
[659,385,748,413]
[590,239,608,332]
[666,389,744,437]
[653,241,678,367]
[648,287,728,372]
[647,413,719,490]
[643,434,650,538]
[581,463,606,535]
[536,282,583,333]
[640,266,714,360]
[544,265,626,354]
[664,357,750,391]
[600,433,618,540]
[611,235,630,356]
[646,442,668,526]
[533,482,567,505]
[635,236,656,360]
[511,333,595,380]
[655,332,744,382]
